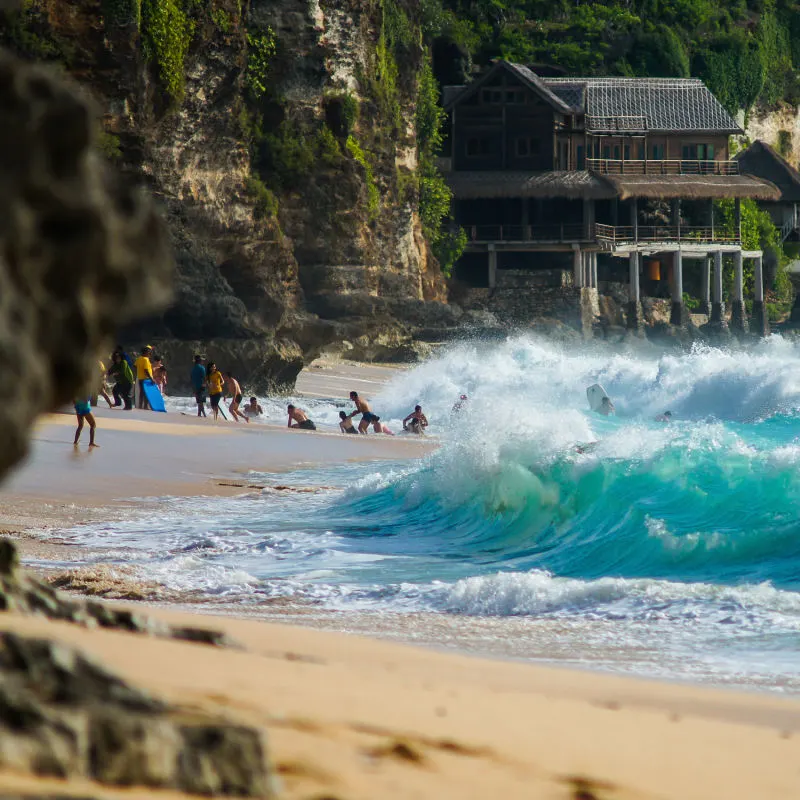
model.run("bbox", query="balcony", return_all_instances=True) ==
[467,224,590,243]
[587,158,739,176]
[594,223,738,245]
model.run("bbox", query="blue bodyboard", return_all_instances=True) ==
[142,379,166,413]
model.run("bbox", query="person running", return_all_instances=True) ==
[73,398,98,448]
[206,362,225,420]
[403,405,429,434]
[191,355,207,418]
[134,346,154,410]
[152,357,168,395]
[108,352,134,410]
[347,391,381,434]
[224,372,248,422]
[244,397,263,418]
[287,404,316,430]
[339,410,358,434]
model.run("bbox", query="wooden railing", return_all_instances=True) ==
[594,223,739,244]
[468,224,589,243]
[586,158,739,176]
[586,115,647,133]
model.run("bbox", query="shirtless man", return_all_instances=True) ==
[224,372,248,422]
[348,391,381,434]
[287,404,316,430]
[403,405,429,434]
[339,410,358,434]
[244,397,263,418]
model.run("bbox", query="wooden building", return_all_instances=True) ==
[442,61,781,334]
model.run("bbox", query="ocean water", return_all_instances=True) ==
[46,336,800,693]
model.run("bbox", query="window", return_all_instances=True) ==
[577,145,585,169]
[515,136,541,157]
[602,146,611,159]
[637,144,645,160]
[682,144,697,159]
[652,144,665,159]
[505,88,525,104]
[466,137,491,157]
[613,145,621,160]
[624,145,631,160]
[481,88,503,104]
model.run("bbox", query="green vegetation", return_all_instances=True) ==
[141,0,195,102]
[210,7,232,34]
[97,131,123,161]
[715,198,792,317]
[245,28,276,99]
[424,0,800,115]
[416,59,465,275]
[101,0,142,28]
[346,136,380,219]
[245,176,279,219]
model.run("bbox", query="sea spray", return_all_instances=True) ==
[57,334,800,691]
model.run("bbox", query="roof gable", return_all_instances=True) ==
[443,61,573,114]
[735,140,800,201]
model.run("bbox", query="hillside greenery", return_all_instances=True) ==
[421,0,800,117]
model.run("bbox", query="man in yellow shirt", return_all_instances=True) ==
[134,345,154,410]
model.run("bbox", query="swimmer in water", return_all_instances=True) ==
[655,410,673,422]
[598,396,615,416]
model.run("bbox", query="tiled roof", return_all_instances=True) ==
[735,140,800,202]
[543,76,740,133]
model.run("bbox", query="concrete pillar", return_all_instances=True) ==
[583,199,595,240]
[631,197,638,242]
[629,251,640,303]
[573,247,583,288]
[627,251,644,331]
[752,254,770,337]
[670,249,687,327]
[591,252,598,288]
[709,250,726,326]
[488,244,497,289]
[730,250,748,335]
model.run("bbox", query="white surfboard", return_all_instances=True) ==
[586,383,610,413]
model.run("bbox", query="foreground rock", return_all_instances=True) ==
[0,50,173,481]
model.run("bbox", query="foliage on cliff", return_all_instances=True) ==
[425,0,800,116]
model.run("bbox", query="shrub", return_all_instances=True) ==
[246,28,276,100]
[245,176,279,219]
[141,0,195,102]
[346,135,380,219]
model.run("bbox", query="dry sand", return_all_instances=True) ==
[1,360,799,798]
[0,606,798,799]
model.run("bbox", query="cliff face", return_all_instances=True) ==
[1,0,452,390]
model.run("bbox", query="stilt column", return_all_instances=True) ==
[573,247,583,288]
[751,254,770,337]
[700,257,711,316]
[627,251,644,331]
[488,244,497,289]
[591,252,598,289]
[670,250,687,327]
[709,250,726,327]
[729,250,748,335]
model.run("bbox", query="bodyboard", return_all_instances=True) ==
[143,379,166,413]
[586,383,609,413]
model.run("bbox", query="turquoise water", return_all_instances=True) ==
[52,336,800,692]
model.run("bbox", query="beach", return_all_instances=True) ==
[2,350,800,798]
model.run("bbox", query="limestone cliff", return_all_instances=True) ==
[1,0,452,391]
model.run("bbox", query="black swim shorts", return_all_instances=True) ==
[235,393,243,404]
[362,412,380,423]
[298,419,316,430]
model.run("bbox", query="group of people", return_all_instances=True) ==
[191,355,261,423]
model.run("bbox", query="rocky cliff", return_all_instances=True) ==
[1,0,455,391]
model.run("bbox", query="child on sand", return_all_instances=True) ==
[73,398,98,448]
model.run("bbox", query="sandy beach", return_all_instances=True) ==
[1,359,800,798]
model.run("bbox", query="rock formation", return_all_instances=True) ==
[1,0,458,392]
[0,48,173,481]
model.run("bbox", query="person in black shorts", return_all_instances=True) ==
[347,391,382,434]
[287,404,316,430]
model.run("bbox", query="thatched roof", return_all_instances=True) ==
[603,174,780,200]
[734,140,800,202]
[446,171,615,200]
[446,170,779,201]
